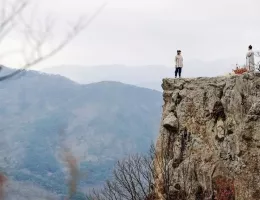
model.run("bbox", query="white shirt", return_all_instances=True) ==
[175,55,183,68]
[246,50,255,69]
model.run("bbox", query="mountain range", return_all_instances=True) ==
[0,67,162,199]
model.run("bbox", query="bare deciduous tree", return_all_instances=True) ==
[86,134,198,200]
[86,142,183,200]
[0,0,107,81]
[86,151,155,200]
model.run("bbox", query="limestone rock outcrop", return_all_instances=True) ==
[155,73,260,200]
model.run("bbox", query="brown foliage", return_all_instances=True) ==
[62,150,79,199]
[213,176,235,200]
[233,67,248,75]
[0,173,7,200]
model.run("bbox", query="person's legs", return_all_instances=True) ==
[179,67,182,78]
[249,63,255,72]
[175,67,178,78]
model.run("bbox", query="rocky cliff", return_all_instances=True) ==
[155,73,260,200]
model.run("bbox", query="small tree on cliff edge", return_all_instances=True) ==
[0,0,106,81]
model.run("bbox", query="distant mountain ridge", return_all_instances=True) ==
[39,58,243,91]
[0,67,162,198]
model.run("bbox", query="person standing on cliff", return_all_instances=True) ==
[246,45,255,72]
[175,50,183,78]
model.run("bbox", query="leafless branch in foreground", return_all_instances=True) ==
[0,0,107,81]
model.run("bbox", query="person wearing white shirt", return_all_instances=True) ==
[175,50,183,78]
[246,45,255,72]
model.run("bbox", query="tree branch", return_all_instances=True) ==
[0,1,107,82]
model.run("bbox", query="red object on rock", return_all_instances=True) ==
[233,67,248,74]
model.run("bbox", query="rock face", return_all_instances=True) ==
[155,73,260,200]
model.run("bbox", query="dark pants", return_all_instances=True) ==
[175,67,182,77]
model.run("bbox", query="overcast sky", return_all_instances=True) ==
[2,0,260,69]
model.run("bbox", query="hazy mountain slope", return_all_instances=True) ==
[0,67,162,197]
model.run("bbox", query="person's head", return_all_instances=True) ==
[248,45,252,50]
[177,50,181,55]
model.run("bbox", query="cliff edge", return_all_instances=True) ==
[155,73,260,200]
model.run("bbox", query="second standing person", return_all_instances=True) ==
[175,50,183,78]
